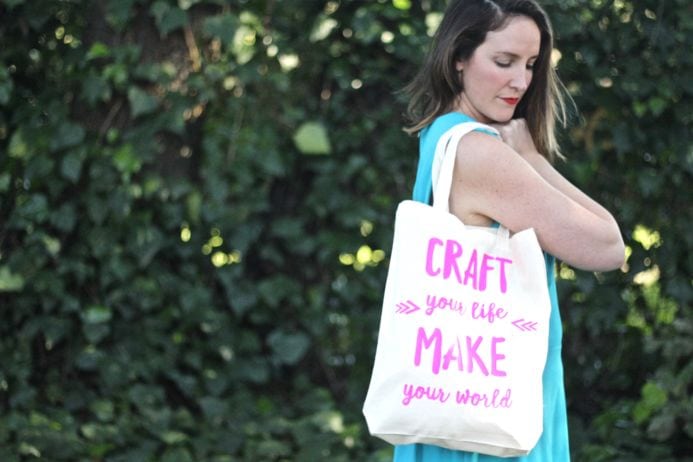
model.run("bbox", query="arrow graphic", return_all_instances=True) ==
[395,300,421,315]
[512,318,538,332]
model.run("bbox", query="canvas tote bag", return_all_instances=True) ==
[363,122,551,457]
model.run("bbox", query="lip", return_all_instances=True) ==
[500,97,520,105]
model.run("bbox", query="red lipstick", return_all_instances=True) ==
[501,97,519,105]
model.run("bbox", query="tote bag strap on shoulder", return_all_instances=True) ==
[431,122,505,243]
[431,122,499,212]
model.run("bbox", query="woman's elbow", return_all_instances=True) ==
[602,240,626,271]
[595,229,626,271]
[569,225,625,272]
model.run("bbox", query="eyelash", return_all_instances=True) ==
[495,61,535,70]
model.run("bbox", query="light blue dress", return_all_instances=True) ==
[394,112,570,461]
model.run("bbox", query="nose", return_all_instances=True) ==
[509,68,530,92]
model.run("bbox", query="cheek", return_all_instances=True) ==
[463,66,498,92]
[477,64,508,88]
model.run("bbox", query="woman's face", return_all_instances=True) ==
[455,15,541,123]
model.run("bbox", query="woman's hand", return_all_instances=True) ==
[490,118,537,157]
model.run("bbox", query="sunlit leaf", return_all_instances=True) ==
[392,0,412,10]
[8,129,29,158]
[82,305,112,324]
[112,143,142,174]
[310,16,338,42]
[0,266,24,292]
[86,42,110,60]
[293,121,331,155]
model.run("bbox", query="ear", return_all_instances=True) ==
[455,60,464,72]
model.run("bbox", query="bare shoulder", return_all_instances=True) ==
[453,130,530,187]
[447,130,533,227]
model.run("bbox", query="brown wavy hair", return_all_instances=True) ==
[404,0,568,161]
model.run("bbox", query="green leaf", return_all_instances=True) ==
[186,190,202,223]
[0,66,13,105]
[256,440,292,458]
[82,73,111,105]
[81,305,113,324]
[161,447,193,462]
[633,381,668,424]
[8,129,29,158]
[0,173,10,192]
[217,275,258,317]
[159,430,188,445]
[267,330,310,365]
[392,0,412,10]
[61,148,86,182]
[86,42,110,60]
[2,0,25,9]
[75,346,105,371]
[50,122,86,151]
[199,396,228,419]
[105,0,137,30]
[90,399,115,422]
[202,13,237,46]
[648,96,668,116]
[150,1,188,37]
[310,16,338,43]
[83,323,110,343]
[127,87,158,117]
[50,203,77,232]
[18,194,49,223]
[127,384,164,410]
[0,266,24,292]
[647,413,677,441]
[112,143,142,175]
[18,443,40,458]
[104,62,129,87]
[293,122,332,155]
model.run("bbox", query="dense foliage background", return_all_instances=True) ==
[0,0,690,460]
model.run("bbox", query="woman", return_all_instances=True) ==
[394,0,625,460]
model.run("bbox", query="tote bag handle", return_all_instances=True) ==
[430,122,507,240]
[431,122,499,212]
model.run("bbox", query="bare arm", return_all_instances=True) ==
[493,119,619,225]
[450,127,625,271]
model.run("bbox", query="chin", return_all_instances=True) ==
[497,110,517,122]
[487,114,513,123]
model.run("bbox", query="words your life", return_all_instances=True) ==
[425,237,512,293]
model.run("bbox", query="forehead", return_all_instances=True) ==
[480,15,541,56]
